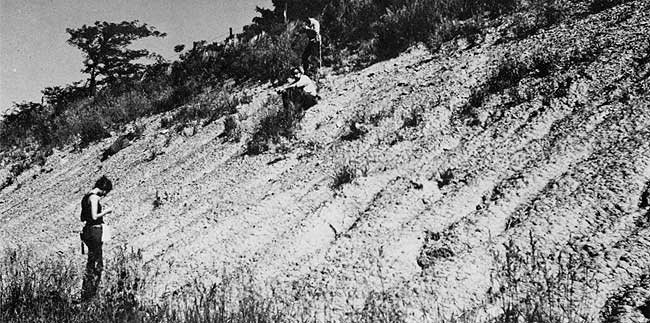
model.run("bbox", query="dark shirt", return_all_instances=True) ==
[80,193,104,226]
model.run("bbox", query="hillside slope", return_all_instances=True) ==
[2,1,650,321]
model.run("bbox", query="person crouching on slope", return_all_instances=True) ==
[281,67,319,111]
[79,175,113,300]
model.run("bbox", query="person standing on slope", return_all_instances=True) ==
[79,175,113,300]
[302,17,321,75]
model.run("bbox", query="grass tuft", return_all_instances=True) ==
[489,232,595,322]
[220,115,241,143]
[246,95,302,155]
[331,164,357,190]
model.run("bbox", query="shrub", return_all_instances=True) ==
[402,106,424,128]
[152,191,163,208]
[487,59,530,94]
[9,162,27,179]
[246,94,302,155]
[42,83,91,116]
[331,164,357,190]
[437,168,455,189]
[229,23,301,83]
[159,88,241,134]
[17,78,177,154]
[79,120,111,148]
[247,0,521,68]
[340,122,367,141]
[498,0,563,42]
[425,18,484,52]
[103,91,152,125]
[0,176,13,191]
[456,50,555,125]
[220,115,241,142]
[0,102,53,148]
[589,0,624,13]
[341,111,372,141]
[153,84,195,114]
[1,0,533,175]
[372,0,518,58]
[160,117,172,129]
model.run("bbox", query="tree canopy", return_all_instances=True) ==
[66,20,166,94]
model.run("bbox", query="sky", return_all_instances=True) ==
[0,0,272,113]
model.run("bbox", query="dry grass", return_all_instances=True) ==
[0,232,598,323]
[161,87,242,132]
[0,247,296,323]
[487,232,596,323]
[0,247,410,323]
[245,94,305,155]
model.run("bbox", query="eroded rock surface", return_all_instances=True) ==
[1,1,649,321]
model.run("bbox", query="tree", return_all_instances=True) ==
[66,20,166,95]
[244,6,285,38]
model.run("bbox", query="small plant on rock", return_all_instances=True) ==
[340,122,367,141]
[153,190,163,209]
[220,115,241,143]
[402,106,424,128]
[437,168,455,189]
[331,164,357,190]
